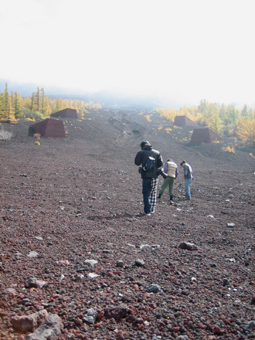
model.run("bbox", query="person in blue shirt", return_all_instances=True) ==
[180,160,193,200]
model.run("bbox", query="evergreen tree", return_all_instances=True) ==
[40,88,46,115]
[30,92,36,112]
[35,87,40,112]
[0,92,3,118]
[14,91,23,118]
[3,82,10,120]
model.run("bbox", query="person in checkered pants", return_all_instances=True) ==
[135,140,164,216]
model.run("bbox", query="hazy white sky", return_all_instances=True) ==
[1,0,255,107]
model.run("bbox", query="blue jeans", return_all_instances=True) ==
[142,178,158,214]
[185,178,192,199]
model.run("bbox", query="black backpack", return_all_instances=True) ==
[143,156,156,172]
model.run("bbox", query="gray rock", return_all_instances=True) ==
[148,284,161,293]
[25,313,63,340]
[247,320,255,329]
[176,335,189,340]
[83,308,97,325]
[25,278,48,289]
[84,259,98,267]
[135,259,145,266]
[116,260,124,267]
[27,251,39,258]
[152,335,162,340]
[179,242,198,251]
[223,278,230,286]
[83,315,95,324]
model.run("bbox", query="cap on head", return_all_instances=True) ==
[180,160,186,166]
[140,140,151,149]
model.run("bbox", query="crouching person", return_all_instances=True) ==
[158,158,178,201]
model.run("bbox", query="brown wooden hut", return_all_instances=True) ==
[28,118,65,138]
[190,128,223,143]
[51,108,78,119]
[174,116,197,126]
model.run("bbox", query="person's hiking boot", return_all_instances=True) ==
[157,194,161,200]
[170,195,173,201]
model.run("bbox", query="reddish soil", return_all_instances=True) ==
[0,109,255,340]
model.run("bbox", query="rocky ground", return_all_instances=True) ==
[0,109,255,340]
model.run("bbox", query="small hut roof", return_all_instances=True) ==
[51,108,78,119]
[29,118,65,138]
[190,127,223,143]
[174,116,197,126]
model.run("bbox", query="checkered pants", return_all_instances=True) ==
[142,177,159,214]
[150,178,158,212]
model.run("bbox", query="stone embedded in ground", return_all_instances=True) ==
[179,242,198,251]
[87,272,99,279]
[135,259,145,266]
[116,260,124,267]
[11,309,48,333]
[27,251,39,258]
[84,259,98,267]
[83,308,98,325]
[222,278,230,286]
[2,288,17,296]
[148,284,161,293]
[25,278,48,289]
[104,304,129,321]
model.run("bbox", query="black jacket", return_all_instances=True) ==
[134,145,163,178]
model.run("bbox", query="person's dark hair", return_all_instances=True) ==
[140,140,151,149]
[180,160,186,166]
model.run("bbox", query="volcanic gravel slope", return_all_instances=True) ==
[0,109,255,340]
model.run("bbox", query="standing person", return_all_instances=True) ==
[157,158,178,202]
[180,160,193,200]
[135,140,163,216]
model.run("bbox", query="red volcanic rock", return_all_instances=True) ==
[10,309,48,333]
[212,324,225,335]
[104,304,129,321]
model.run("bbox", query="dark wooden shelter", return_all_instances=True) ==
[174,116,197,126]
[190,128,223,143]
[28,118,65,138]
[51,108,78,119]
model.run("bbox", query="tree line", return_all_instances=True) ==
[0,83,101,123]
[1,83,254,147]
[158,100,255,148]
